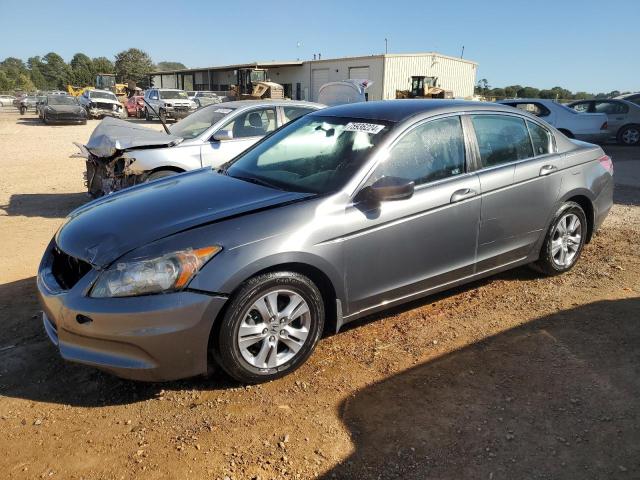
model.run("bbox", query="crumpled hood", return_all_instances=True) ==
[56,169,311,267]
[90,97,120,105]
[84,117,182,158]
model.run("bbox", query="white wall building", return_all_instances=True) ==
[150,52,477,101]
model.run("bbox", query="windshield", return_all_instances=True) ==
[225,115,393,194]
[169,105,236,139]
[91,91,117,101]
[160,90,188,99]
[49,96,79,106]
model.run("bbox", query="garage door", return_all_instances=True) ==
[311,69,329,102]
[349,66,370,80]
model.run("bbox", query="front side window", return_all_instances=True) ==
[527,121,553,156]
[472,115,534,168]
[221,108,277,138]
[225,116,392,194]
[571,102,592,113]
[373,116,466,186]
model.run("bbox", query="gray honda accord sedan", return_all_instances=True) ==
[37,100,613,383]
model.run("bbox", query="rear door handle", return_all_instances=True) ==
[539,165,558,176]
[450,188,477,203]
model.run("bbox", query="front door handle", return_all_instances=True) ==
[450,188,477,203]
[539,165,558,176]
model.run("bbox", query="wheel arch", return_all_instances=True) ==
[559,190,595,243]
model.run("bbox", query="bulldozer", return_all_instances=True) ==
[396,76,453,99]
[228,68,284,100]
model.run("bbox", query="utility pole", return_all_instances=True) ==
[460,45,465,58]
[385,38,388,54]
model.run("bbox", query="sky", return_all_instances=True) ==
[0,0,638,93]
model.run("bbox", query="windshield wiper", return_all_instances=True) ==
[229,174,283,191]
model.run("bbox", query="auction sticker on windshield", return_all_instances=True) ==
[343,122,385,134]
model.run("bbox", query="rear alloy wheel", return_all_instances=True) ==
[617,125,640,146]
[214,272,325,384]
[533,201,587,275]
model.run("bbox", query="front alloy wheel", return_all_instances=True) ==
[214,272,325,384]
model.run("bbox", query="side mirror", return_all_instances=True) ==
[359,176,415,203]
[213,129,233,141]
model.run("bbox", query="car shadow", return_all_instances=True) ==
[0,193,89,218]
[320,297,640,479]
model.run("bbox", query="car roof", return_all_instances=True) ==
[311,99,519,122]
[209,99,325,110]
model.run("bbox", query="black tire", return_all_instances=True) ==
[19,106,26,115]
[159,109,167,124]
[213,271,325,384]
[146,169,178,182]
[145,108,151,121]
[43,113,49,125]
[532,201,587,276]
[616,125,640,146]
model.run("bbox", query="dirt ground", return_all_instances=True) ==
[1,108,639,480]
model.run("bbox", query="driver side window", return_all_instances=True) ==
[372,116,466,186]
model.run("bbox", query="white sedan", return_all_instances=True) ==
[498,98,609,143]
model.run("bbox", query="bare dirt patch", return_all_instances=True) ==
[1,110,639,479]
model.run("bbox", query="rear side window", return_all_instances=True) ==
[507,102,550,117]
[527,121,553,156]
[283,106,315,123]
[471,115,533,168]
[374,116,466,186]
[594,101,628,114]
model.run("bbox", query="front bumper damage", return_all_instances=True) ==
[83,152,146,197]
[37,240,226,381]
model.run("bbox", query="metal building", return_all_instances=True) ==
[149,52,477,101]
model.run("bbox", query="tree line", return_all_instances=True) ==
[0,48,186,93]
[475,78,629,101]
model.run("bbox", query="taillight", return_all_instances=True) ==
[598,154,613,175]
[600,121,608,130]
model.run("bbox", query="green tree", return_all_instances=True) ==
[27,56,47,89]
[92,56,114,74]
[573,91,593,100]
[488,87,506,99]
[70,53,94,86]
[41,52,72,89]
[1,57,28,78]
[474,78,490,96]
[0,70,13,91]
[155,61,187,71]
[14,73,35,91]
[114,48,154,86]
[517,86,540,98]
[504,85,522,98]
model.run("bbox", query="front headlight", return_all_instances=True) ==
[90,246,221,298]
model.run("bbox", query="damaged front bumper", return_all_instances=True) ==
[84,153,147,197]
[88,107,124,119]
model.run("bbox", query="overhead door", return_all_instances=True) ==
[349,66,370,80]
[311,68,329,102]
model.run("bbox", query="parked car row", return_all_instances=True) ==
[498,97,640,146]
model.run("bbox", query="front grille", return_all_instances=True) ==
[51,245,92,290]
[95,102,116,110]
